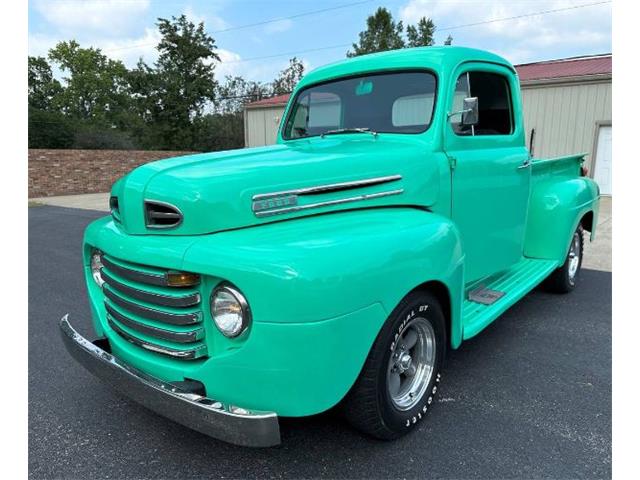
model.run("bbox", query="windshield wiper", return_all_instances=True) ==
[320,127,378,138]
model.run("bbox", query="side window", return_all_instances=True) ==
[451,71,513,136]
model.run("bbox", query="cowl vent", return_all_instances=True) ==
[145,201,183,229]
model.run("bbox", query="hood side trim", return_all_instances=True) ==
[252,175,402,201]
[253,188,404,218]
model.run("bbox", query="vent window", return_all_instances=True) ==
[145,201,183,229]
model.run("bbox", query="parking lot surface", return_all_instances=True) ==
[29,206,611,479]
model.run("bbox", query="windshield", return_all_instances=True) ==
[282,71,437,140]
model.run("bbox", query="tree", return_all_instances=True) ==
[406,17,436,47]
[136,15,220,149]
[347,7,405,57]
[28,108,74,148]
[28,56,62,111]
[271,57,305,95]
[48,41,131,124]
[215,75,270,114]
[444,35,453,46]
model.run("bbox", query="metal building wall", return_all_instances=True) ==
[520,80,611,169]
[244,106,286,147]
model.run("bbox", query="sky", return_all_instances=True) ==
[28,0,612,84]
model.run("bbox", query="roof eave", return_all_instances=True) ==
[520,73,612,87]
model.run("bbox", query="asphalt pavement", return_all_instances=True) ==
[29,206,611,479]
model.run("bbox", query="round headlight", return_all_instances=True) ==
[211,284,251,338]
[90,249,105,287]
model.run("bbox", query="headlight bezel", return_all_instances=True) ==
[210,283,251,338]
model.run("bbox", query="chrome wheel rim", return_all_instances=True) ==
[568,232,581,282]
[387,317,436,411]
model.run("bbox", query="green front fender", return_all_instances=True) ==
[524,175,600,262]
[182,208,464,326]
[181,208,465,415]
[84,208,464,416]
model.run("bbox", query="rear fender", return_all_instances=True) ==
[524,176,600,262]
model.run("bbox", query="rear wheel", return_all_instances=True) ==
[341,291,446,440]
[545,225,584,293]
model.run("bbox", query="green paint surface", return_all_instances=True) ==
[81,47,599,416]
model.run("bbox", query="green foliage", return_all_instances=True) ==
[28,56,62,111]
[406,18,436,48]
[271,57,305,95]
[193,113,245,152]
[72,125,137,150]
[28,107,74,148]
[347,8,405,57]
[136,15,220,150]
[216,75,270,115]
[348,8,439,57]
[48,41,131,124]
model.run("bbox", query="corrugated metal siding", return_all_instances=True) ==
[521,81,611,169]
[245,106,286,147]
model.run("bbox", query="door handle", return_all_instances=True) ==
[518,158,531,169]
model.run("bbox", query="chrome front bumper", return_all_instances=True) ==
[59,315,281,447]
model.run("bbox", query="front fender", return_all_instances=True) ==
[183,207,464,340]
[525,176,599,262]
[181,208,464,415]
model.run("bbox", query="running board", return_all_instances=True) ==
[462,258,559,340]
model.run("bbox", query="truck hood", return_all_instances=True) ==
[112,136,440,235]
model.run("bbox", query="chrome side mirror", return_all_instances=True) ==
[447,97,479,126]
[461,97,479,126]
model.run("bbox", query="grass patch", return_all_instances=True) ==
[28,201,45,207]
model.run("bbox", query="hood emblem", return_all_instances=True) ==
[252,195,299,215]
[251,175,403,218]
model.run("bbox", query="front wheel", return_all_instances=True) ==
[544,225,584,293]
[341,291,446,440]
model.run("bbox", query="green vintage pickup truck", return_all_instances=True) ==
[61,46,600,447]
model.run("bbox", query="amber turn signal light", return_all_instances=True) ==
[166,271,201,287]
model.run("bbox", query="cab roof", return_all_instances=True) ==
[296,46,515,90]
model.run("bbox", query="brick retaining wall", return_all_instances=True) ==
[28,149,195,198]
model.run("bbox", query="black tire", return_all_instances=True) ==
[544,225,584,293]
[341,291,446,440]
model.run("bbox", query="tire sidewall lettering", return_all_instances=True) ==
[390,304,430,352]
[383,301,444,432]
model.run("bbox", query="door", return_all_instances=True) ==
[593,125,612,195]
[444,65,531,283]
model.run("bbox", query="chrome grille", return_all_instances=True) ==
[99,254,207,360]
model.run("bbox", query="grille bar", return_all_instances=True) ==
[102,255,168,287]
[104,287,201,325]
[107,318,206,360]
[101,269,200,308]
[105,303,204,344]
[99,252,207,361]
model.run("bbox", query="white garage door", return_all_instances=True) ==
[593,125,612,195]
